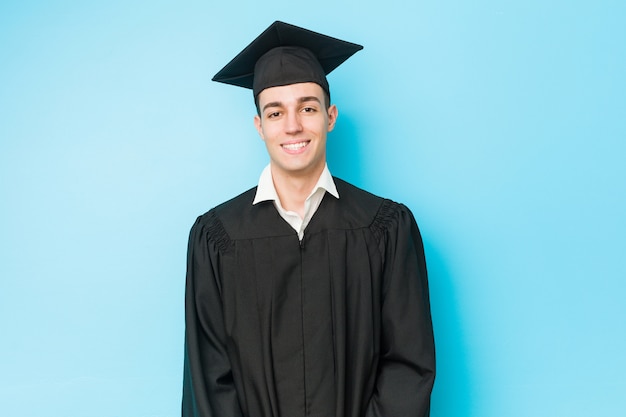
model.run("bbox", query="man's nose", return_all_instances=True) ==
[284,111,303,133]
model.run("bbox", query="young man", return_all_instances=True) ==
[183,21,435,417]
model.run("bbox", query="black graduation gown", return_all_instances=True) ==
[182,179,435,417]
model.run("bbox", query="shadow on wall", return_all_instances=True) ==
[326,113,363,187]
[426,240,474,417]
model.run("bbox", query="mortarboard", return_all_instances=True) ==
[212,21,363,99]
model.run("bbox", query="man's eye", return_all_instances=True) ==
[302,107,316,113]
[267,111,281,118]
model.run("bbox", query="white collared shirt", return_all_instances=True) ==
[253,164,340,241]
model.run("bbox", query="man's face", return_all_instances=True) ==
[254,82,337,180]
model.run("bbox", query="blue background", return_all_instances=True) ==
[1,1,625,416]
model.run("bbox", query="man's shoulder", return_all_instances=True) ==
[195,186,294,241]
[333,178,416,233]
[331,178,398,226]
[334,177,383,204]
[194,187,257,228]
[213,187,258,216]
[333,177,395,216]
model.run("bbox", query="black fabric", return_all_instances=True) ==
[253,46,329,100]
[182,179,436,417]
[211,21,363,98]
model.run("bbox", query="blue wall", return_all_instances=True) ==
[1,1,625,416]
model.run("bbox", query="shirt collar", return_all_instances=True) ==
[253,163,339,205]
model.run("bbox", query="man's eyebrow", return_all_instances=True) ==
[299,96,321,104]
[262,101,282,112]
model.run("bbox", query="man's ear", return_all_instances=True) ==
[327,104,338,132]
[253,114,264,140]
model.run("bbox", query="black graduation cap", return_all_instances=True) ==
[212,21,363,99]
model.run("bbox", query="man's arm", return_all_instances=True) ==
[366,204,436,417]
[182,217,243,417]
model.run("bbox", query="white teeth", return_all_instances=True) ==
[282,142,308,151]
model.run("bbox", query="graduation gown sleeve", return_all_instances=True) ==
[365,204,436,417]
[182,215,244,417]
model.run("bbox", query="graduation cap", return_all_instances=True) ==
[212,21,363,99]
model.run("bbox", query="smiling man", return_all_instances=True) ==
[182,21,436,417]
[253,82,337,222]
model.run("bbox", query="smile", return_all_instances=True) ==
[281,141,310,152]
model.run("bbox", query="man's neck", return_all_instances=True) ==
[271,165,324,218]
